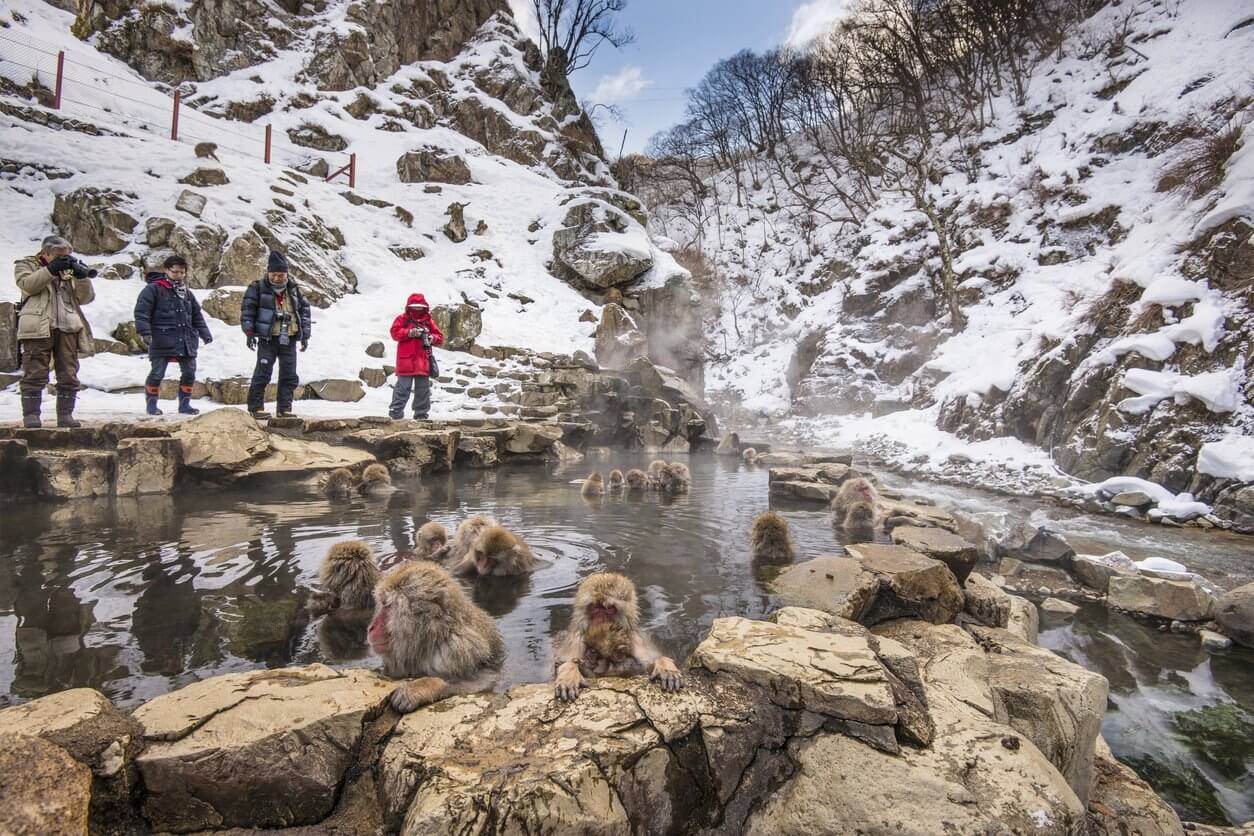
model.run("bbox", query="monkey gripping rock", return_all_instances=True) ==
[133,665,394,832]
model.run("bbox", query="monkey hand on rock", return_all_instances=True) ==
[554,660,588,702]
[389,676,451,713]
[649,656,683,692]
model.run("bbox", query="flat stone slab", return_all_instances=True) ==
[890,525,978,583]
[135,665,394,832]
[770,556,880,621]
[172,408,273,472]
[690,616,897,725]
[238,435,376,480]
[0,687,141,777]
[1108,575,1214,621]
[32,449,115,499]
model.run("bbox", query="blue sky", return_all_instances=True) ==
[509,0,853,154]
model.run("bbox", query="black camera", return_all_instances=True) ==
[276,313,292,346]
[421,330,433,348]
[67,257,98,280]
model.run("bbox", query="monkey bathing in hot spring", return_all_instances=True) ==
[368,561,504,712]
[308,540,380,616]
[552,572,683,701]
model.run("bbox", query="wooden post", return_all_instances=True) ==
[53,51,64,110]
[349,152,356,189]
[171,89,181,141]
[264,124,272,164]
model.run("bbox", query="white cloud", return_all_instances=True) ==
[507,0,542,45]
[591,66,652,103]
[785,0,855,49]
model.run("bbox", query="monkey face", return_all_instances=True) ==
[575,572,639,631]
[586,602,619,625]
[367,604,391,654]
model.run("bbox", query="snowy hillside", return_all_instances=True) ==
[642,0,1254,518]
[0,0,687,419]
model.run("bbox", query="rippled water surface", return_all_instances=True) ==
[1,454,1250,824]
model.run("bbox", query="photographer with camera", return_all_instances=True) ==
[14,235,96,428]
[240,251,311,420]
[388,293,444,420]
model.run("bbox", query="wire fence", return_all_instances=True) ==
[0,31,356,186]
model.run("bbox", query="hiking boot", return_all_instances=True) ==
[248,409,272,420]
[56,392,81,428]
[21,392,41,428]
[178,386,199,415]
[145,386,163,416]
[276,409,296,419]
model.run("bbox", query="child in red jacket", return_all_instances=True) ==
[388,293,444,419]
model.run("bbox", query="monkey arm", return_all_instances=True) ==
[553,630,588,701]
[632,635,683,693]
[389,669,499,714]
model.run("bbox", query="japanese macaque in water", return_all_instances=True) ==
[657,463,689,495]
[450,525,536,577]
[742,447,762,464]
[624,468,649,492]
[670,462,690,482]
[368,561,504,712]
[582,622,638,675]
[750,511,796,563]
[647,459,667,479]
[323,467,355,499]
[607,469,625,492]
[447,514,499,565]
[581,471,605,497]
[413,521,450,562]
[552,572,682,701]
[358,463,395,496]
[831,478,881,532]
[309,540,381,615]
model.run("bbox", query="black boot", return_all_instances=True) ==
[21,392,41,429]
[56,392,81,428]
[248,407,272,420]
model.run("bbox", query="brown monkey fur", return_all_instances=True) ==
[750,511,796,563]
[451,525,536,577]
[830,478,879,525]
[582,622,639,675]
[624,468,649,492]
[742,447,760,464]
[194,141,219,160]
[447,514,499,566]
[359,462,394,496]
[647,459,667,478]
[657,463,689,495]
[368,561,504,712]
[324,467,354,499]
[608,469,625,491]
[581,471,605,497]
[317,607,373,660]
[413,521,450,562]
[841,500,878,542]
[552,572,682,701]
[670,462,690,481]
[316,540,381,611]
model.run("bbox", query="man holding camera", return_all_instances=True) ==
[240,251,311,420]
[388,293,444,420]
[14,235,96,428]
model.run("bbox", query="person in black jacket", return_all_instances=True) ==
[134,255,213,416]
[241,251,311,419]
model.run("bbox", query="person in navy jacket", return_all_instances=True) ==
[134,255,213,415]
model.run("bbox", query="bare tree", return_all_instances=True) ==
[531,0,635,76]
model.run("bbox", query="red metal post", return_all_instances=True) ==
[349,152,356,189]
[264,124,272,164]
[171,89,180,141]
[53,51,64,109]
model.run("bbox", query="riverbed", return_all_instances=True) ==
[0,454,1249,824]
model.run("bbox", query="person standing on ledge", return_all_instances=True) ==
[134,255,213,416]
[241,251,310,420]
[388,293,443,420]
[14,234,96,428]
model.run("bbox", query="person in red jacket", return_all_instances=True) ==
[388,293,444,420]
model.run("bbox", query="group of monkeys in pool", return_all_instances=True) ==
[306,453,880,713]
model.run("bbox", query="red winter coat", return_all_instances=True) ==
[390,293,444,376]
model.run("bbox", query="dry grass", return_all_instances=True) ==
[1158,113,1248,197]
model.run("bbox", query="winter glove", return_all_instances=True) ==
[203,335,213,345]
[47,255,74,275]
[246,335,257,351]
[300,340,308,352]
[139,333,152,344]
[407,328,422,339]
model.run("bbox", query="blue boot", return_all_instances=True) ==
[178,385,200,415]
[145,386,163,416]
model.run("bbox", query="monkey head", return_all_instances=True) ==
[572,572,640,634]
[362,463,391,485]
[583,622,634,672]
[847,478,876,504]
[845,501,876,525]
[608,469,624,487]
[468,525,531,576]
[647,459,667,478]
[368,562,453,663]
[624,469,648,490]
[417,521,447,551]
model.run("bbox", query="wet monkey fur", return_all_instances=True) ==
[750,511,796,563]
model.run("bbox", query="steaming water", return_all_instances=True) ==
[0,455,1249,824]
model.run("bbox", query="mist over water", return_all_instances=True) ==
[0,455,1249,824]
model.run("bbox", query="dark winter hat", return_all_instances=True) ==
[267,251,289,273]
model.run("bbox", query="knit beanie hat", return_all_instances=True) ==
[267,251,289,273]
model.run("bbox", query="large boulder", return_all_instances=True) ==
[200,287,247,326]
[963,572,1011,628]
[134,665,393,832]
[1088,736,1185,836]
[171,409,273,472]
[994,522,1075,566]
[593,302,646,370]
[504,422,564,454]
[430,303,482,351]
[1108,575,1215,621]
[396,147,473,184]
[52,187,138,255]
[230,436,375,483]
[115,437,181,495]
[0,687,143,780]
[0,301,17,371]
[890,525,979,583]
[1072,550,1138,593]
[0,732,93,835]
[551,200,653,290]
[217,230,268,285]
[1214,581,1254,648]
[306,378,367,402]
[1007,594,1041,644]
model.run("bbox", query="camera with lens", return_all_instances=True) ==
[67,257,98,280]
[420,329,433,348]
[276,313,292,347]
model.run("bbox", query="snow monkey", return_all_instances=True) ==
[309,539,381,615]
[413,521,450,562]
[317,607,373,660]
[657,463,689,495]
[670,462,691,482]
[447,514,499,565]
[647,459,667,479]
[582,471,605,497]
[451,525,536,577]
[582,622,638,675]
[750,511,796,563]
[624,468,649,492]
[368,561,504,712]
[358,462,394,496]
[194,141,219,160]
[831,477,880,531]
[553,572,683,701]
[323,467,354,499]
[608,469,625,492]
[742,447,761,464]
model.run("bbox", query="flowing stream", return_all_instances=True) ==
[0,455,1250,824]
